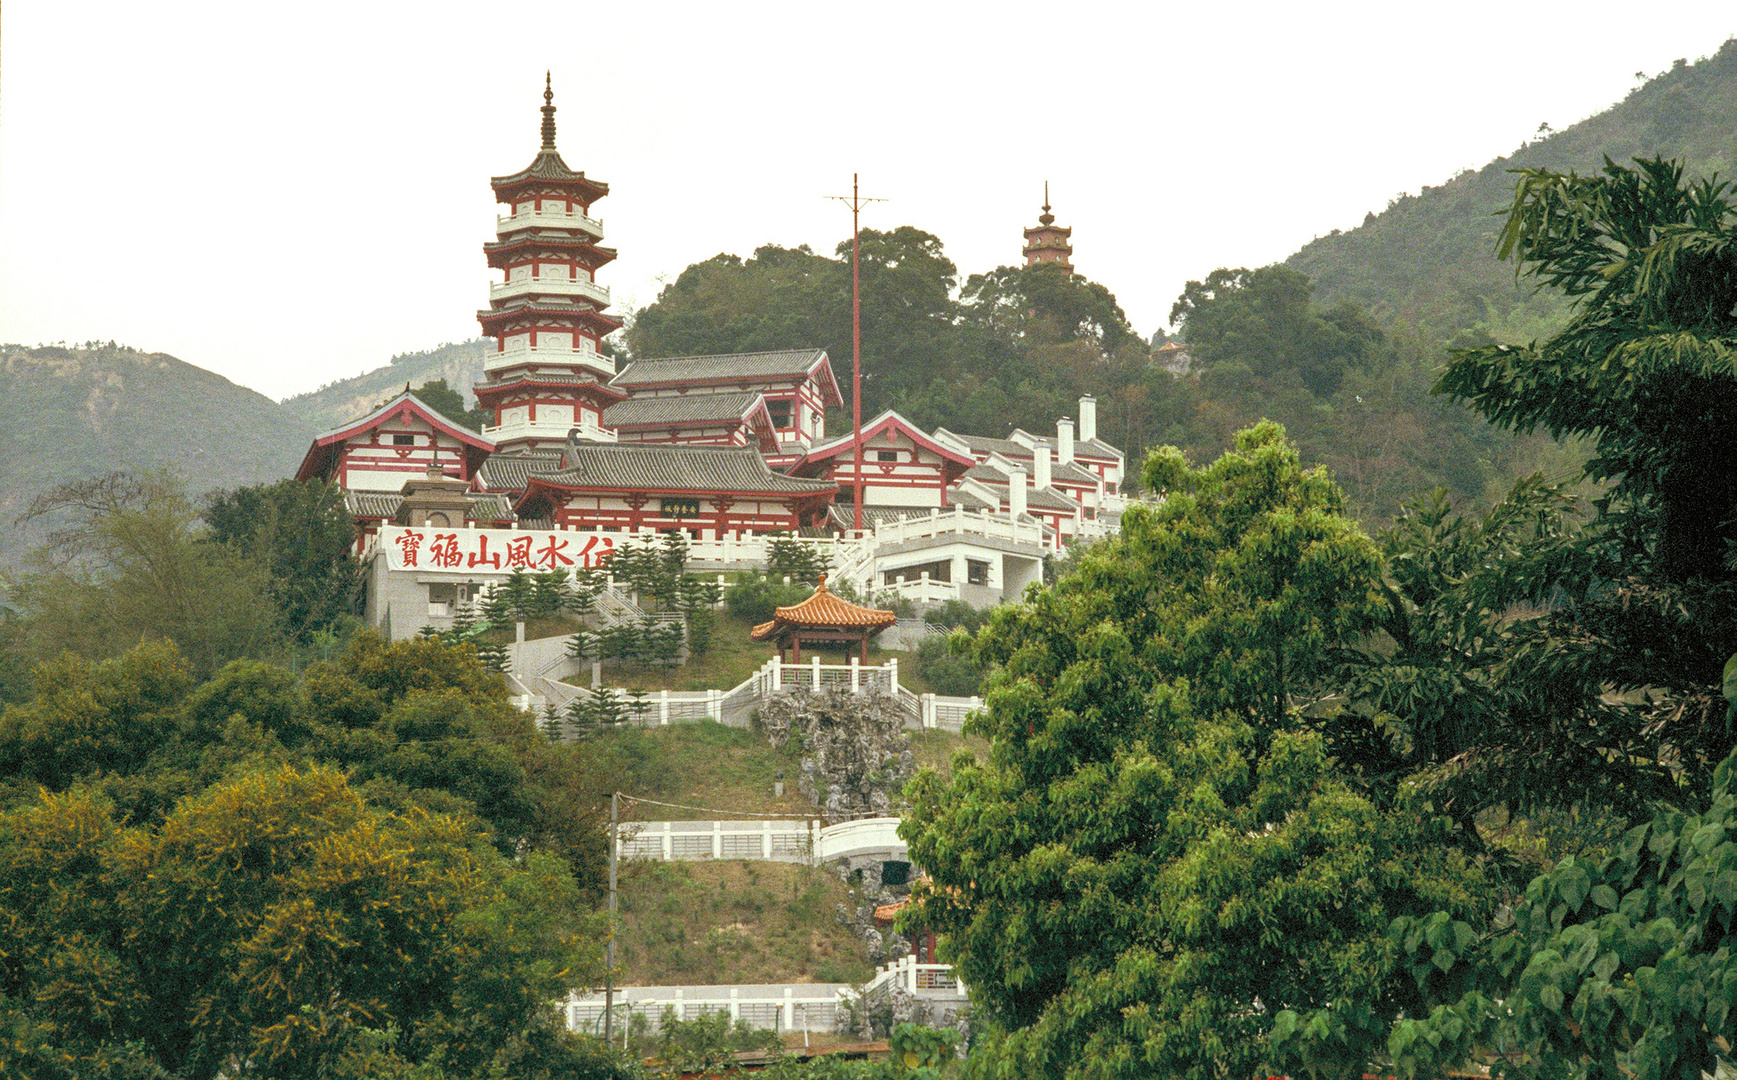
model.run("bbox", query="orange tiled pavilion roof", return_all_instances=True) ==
[750,576,897,641]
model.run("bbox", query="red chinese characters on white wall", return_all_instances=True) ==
[381,527,614,573]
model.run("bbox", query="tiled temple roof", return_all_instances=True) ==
[465,494,516,522]
[750,577,897,640]
[346,492,403,519]
[476,453,564,491]
[535,443,836,495]
[613,349,828,386]
[602,391,764,427]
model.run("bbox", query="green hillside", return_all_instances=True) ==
[1288,39,1737,346]
[0,343,313,565]
[280,338,491,431]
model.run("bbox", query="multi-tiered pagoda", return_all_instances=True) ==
[474,74,626,453]
[1022,182,1073,269]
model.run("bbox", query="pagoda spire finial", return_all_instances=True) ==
[1038,181,1055,226]
[540,71,557,150]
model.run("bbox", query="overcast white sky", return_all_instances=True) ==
[2,2,1733,401]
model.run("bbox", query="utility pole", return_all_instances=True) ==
[827,175,885,534]
[605,790,618,1047]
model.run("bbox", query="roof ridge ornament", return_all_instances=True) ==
[540,71,557,150]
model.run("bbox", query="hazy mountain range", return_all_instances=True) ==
[0,344,314,567]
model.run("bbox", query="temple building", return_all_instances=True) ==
[514,441,837,536]
[474,74,625,452]
[300,78,1128,635]
[1022,183,1073,269]
[790,410,976,513]
[610,350,842,466]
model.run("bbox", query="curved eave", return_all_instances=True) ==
[473,376,628,404]
[296,393,496,481]
[793,410,977,481]
[484,238,618,270]
[492,175,610,204]
[296,441,341,482]
[748,614,895,642]
[490,151,609,204]
[477,305,623,335]
[747,586,897,641]
[809,357,845,408]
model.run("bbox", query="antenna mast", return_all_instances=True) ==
[826,174,885,534]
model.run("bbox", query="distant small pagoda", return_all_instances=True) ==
[474,73,626,453]
[1022,182,1073,269]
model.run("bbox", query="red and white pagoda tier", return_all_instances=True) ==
[474,74,626,453]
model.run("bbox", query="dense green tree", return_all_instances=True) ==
[1420,157,1737,809]
[12,472,281,675]
[901,425,1487,1080]
[0,763,610,1079]
[1,630,615,907]
[1439,155,1737,588]
[1273,746,1737,1080]
[0,640,194,802]
[961,261,1138,355]
[1128,422,1387,728]
[1171,265,1387,400]
[626,245,846,367]
[1265,157,1737,1080]
[204,477,364,643]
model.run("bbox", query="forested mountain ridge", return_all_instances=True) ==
[0,343,312,566]
[1287,38,1737,346]
[280,338,491,431]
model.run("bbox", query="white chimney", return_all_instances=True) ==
[1007,467,1027,521]
[1079,395,1098,444]
[1057,418,1075,464]
[1033,447,1051,490]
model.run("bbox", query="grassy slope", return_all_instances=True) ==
[615,860,873,985]
[590,720,983,986]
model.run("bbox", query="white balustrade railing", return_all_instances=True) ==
[618,819,820,863]
[561,960,965,1038]
[569,658,983,733]
[482,419,618,444]
[870,505,1045,549]
[602,530,874,574]
[883,577,960,604]
[489,276,610,305]
[497,207,605,235]
[918,692,983,732]
[616,816,907,866]
[812,816,903,861]
[564,984,851,1036]
[859,953,966,998]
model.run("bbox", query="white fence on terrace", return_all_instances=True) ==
[615,816,907,865]
[563,983,849,1037]
[551,657,981,733]
[561,955,968,1037]
[618,819,820,863]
